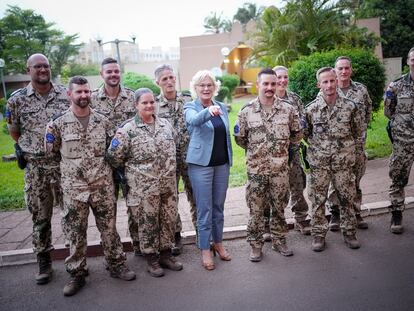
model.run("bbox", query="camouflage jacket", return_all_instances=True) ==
[6,83,70,160]
[384,73,414,143]
[338,80,372,143]
[45,109,115,202]
[234,97,302,175]
[156,92,192,159]
[106,115,177,206]
[278,91,306,149]
[304,94,362,170]
[90,85,136,131]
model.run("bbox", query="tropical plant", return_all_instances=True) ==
[250,0,378,67]
[204,12,232,33]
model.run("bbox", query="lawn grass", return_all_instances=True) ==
[365,104,392,159]
[0,122,25,211]
[0,100,393,211]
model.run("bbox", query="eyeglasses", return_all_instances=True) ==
[29,64,50,70]
[197,83,214,89]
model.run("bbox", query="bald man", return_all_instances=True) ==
[6,54,70,285]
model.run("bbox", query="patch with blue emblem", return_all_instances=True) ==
[111,138,120,149]
[5,110,11,123]
[386,91,393,99]
[234,124,239,134]
[46,133,55,143]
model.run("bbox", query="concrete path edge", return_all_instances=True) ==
[1,197,413,267]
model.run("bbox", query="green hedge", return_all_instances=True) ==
[289,49,386,111]
[122,72,160,95]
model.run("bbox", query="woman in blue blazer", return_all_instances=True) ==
[184,70,233,270]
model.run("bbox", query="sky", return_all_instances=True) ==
[0,0,282,49]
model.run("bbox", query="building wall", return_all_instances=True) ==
[356,17,383,60]
[179,22,246,90]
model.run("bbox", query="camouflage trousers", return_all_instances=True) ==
[264,148,308,224]
[24,159,62,255]
[389,140,414,211]
[62,186,126,276]
[175,158,197,233]
[247,169,290,248]
[129,182,178,254]
[308,166,357,237]
[326,145,367,215]
[114,181,140,251]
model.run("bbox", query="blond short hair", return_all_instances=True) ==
[189,70,221,99]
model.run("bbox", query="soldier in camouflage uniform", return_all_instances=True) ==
[305,67,363,252]
[90,58,140,254]
[384,47,414,234]
[274,66,310,235]
[45,76,135,296]
[107,88,183,278]
[154,64,195,255]
[6,54,69,285]
[326,56,372,231]
[234,68,302,262]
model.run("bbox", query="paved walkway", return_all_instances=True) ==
[1,157,414,256]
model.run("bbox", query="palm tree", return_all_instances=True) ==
[234,2,264,31]
[250,0,377,67]
[204,12,232,34]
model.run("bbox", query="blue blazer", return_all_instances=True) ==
[184,99,233,167]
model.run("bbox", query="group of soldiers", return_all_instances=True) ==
[5,54,194,296]
[235,48,414,262]
[4,46,414,294]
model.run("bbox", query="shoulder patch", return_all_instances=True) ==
[111,138,120,150]
[233,123,240,134]
[386,90,393,99]
[45,133,55,143]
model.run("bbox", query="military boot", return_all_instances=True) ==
[159,250,183,271]
[171,232,183,256]
[343,233,361,249]
[35,252,53,285]
[272,239,294,256]
[329,211,340,232]
[356,214,368,229]
[249,246,263,262]
[390,210,403,234]
[63,275,85,297]
[311,236,326,252]
[110,264,136,281]
[145,253,164,277]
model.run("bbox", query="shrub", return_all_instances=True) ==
[215,86,230,102]
[0,98,6,115]
[289,48,386,111]
[122,72,160,95]
[216,74,240,102]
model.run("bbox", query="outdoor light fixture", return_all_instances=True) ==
[96,36,137,71]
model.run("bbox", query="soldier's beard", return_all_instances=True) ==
[74,98,90,108]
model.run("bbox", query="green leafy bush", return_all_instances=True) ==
[215,86,230,102]
[289,49,386,111]
[216,74,240,102]
[0,98,6,115]
[122,72,160,95]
